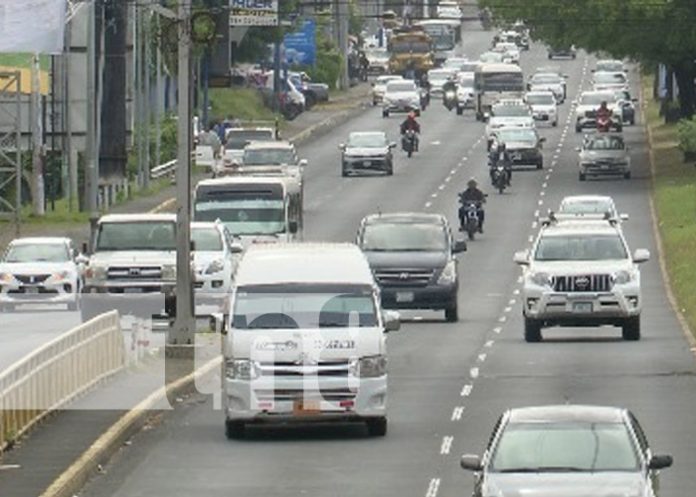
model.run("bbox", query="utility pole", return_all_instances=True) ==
[337,0,349,90]
[155,13,162,168]
[143,10,151,188]
[30,54,45,216]
[85,0,98,222]
[171,0,194,346]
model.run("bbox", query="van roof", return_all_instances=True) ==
[196,176,287,188]
[235,243,375,287]
[477,63,523,73]
[97,213,176,224]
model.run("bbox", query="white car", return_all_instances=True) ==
[220,127,277,173]
[192,221,242,314]
[527,72,565,103]
[442,57,470,71]
[595,59,626,74]
[485,100,535,145]
[382,79,421,117]
[372,75,403,106]
[591,71,629,92]
[556,195,628,223]
[479,51,504,64]
[515,219,650,342]
[575,90,623,132]
[525,91,558,126]
[427,68,457,97]
[493,42,520,64]
[455,71,475,114]
[0,237,83,311]
[437,1,463,20]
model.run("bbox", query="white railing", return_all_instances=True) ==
[0,311,124,451]
[150,147,217,181]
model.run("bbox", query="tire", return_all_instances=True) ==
[304,92,316,110]
[536,160,543,170]
[622,316,641,341]
[624,171,632,179]
[547,53,552,59]
[524,317,543,343]
[366,417,387,437]
[445,304,458,322]
[467,226,476,241]
[382,109,389,118]
[616,124,623,132]
[407,148,413,158]
[415,109,421,117]
[0,303,14,313]
[225,419,246,440]
[372,98,378,106]
[575,125,582,133]
[456,106,463,116]
[552,119,558,127]
[497,181,505,194]
[386,162,394,176]
[341,166,349,177]
[579,172,586,181]
[630,117,635,125]
[476,112,482,121]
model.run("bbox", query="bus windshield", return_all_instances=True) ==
[477,72,524,92]
[194,198,285,236]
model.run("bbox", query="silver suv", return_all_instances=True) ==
[514,219,650,342]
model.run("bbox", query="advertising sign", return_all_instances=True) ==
[283,20,316,66]
[0,0,66,54]
[229,0,278,26]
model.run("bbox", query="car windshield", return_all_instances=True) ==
[225,130,274,149]
[498,129,536,142]
[585,135,625,150]
[367,49,388,59]
[233,286,377,329]
[491,422,640,472]
[597,61,623,72]
[531,74,560,84]
[492,105,531,117]
[194,199,285,236]
[95,221,176,251]
[361,222,448,251]
[387,82,416,92]
[458,74,474,86]
[526,94,555,105]
[429,70,454,80]
[559,200,613,215]
[594,72,626,84]
[535,234,628,261]
[480,52,504,62]
[348,133,387,148]
[191,227,223,251]
[243,149,295,165]
[4,243,69,263]
[580,93,616,105]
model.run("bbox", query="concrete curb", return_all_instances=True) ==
[639,77,696,350]
[39,357,222,497]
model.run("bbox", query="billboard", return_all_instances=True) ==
[229,0,278,26]
[0,0,66,54]
[283,20,316,66]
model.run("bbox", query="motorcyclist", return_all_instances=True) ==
[458,178,486,233]
[489,141,513,186]
[400,111,421,151]
[442,78,458,111]
[596,100,612,130]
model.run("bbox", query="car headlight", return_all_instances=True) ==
[530,271,552,287]
[613,270,634,284]
[205,259,225,275]
[49,270,71,282]
[226,359,259,380]
[0,272,15,283]
[350,355,387,378]
[162,264,177,280]
[84,265,107,281]
[437,261,458,285]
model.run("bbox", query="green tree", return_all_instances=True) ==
[480,0,696,117]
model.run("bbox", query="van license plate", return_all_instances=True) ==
[573,302,593,313]
[24,287,39,294]
[396,292,414,303]
[363,160,371,167]
[293,400,320,415]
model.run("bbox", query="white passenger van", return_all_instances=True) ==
[220,243,400,438]
[193,176,300,245]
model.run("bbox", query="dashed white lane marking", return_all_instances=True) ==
[426,478,441,497]
[478,353,487,362]
[517,275,523,283]
[528,235,534,243]
[493,326,502,334]
[431,140,441,145]
[513,288,520,295]
[461,384,473,397]
[470,367,479,379]
[431,192,438,198]
[548,168,554,173]
[545,174,550,181]
[499,315,507,323]
[445,176,452,183]
[451,406,465,421]
[509,298,516,305]
[504,306,512,313]
[540,191,546,197]
[484,340,494,348]
[440,436,454,455]
[534,209,540,218]
[451,168,457,174]
[425,201,432,208]
[532,221,538,229]
[538,199,544,206]
[542,182,547,188]
[438,184,445,191]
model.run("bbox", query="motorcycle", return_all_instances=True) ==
[491,165,508,193]
[402,129,418,158]
[458,196,483,241]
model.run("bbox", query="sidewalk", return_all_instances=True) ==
[0,83,371,252]
[0,83,370,497]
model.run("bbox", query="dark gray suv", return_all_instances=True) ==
[356,212,466,322]
[340,131,396,176]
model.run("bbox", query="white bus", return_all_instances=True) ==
[474,63,525,121]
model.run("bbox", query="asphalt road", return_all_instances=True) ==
[79,19,696,497]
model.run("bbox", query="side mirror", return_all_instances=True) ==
[81,241,89,255]
[539,137,547,143]
[75,254,90,266]
[383,310,401,332]
[453,239,467,253]
[632,98,639,102]
[633,248,650,263]
[209,312,227,335]
[289,220,299,234]
[229,242,244,254]
[339,143,346,150]
[460,454,483,472]
[620,213,629,221]
[648,454,673,470]
[389,142,397,149]
[575,146,582,151]
[513,250,530,265]
[299,158,308,167]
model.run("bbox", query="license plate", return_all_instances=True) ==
[396,291,414,303]
[124,288,143,294]
[573,302,593,313]
[24,287,39,294]
[362,160,371,167]
[293,399,321,415]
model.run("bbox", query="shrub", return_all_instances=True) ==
[676,116,696,156]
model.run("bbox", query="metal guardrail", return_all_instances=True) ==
[0,311,124,451]
[150,159,178,180]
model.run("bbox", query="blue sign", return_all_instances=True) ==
[283,19,316,66]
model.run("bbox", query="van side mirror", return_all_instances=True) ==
[619,213,629,221]
[460,454,483,471]
[513,250,530,265]
[648,454,673,470]
[383,310,401,332]
[229,241,244,254]
[81,241,89,256]
[632,248,650,263]
[453,239,467,253]
[210,313,227,335]
[299,159,308,167]
[289,220,299,234]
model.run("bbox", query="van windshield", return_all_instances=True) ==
[194,199,285,236]
[233,285,377,329]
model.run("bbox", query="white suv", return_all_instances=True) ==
[514,219,650,342]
